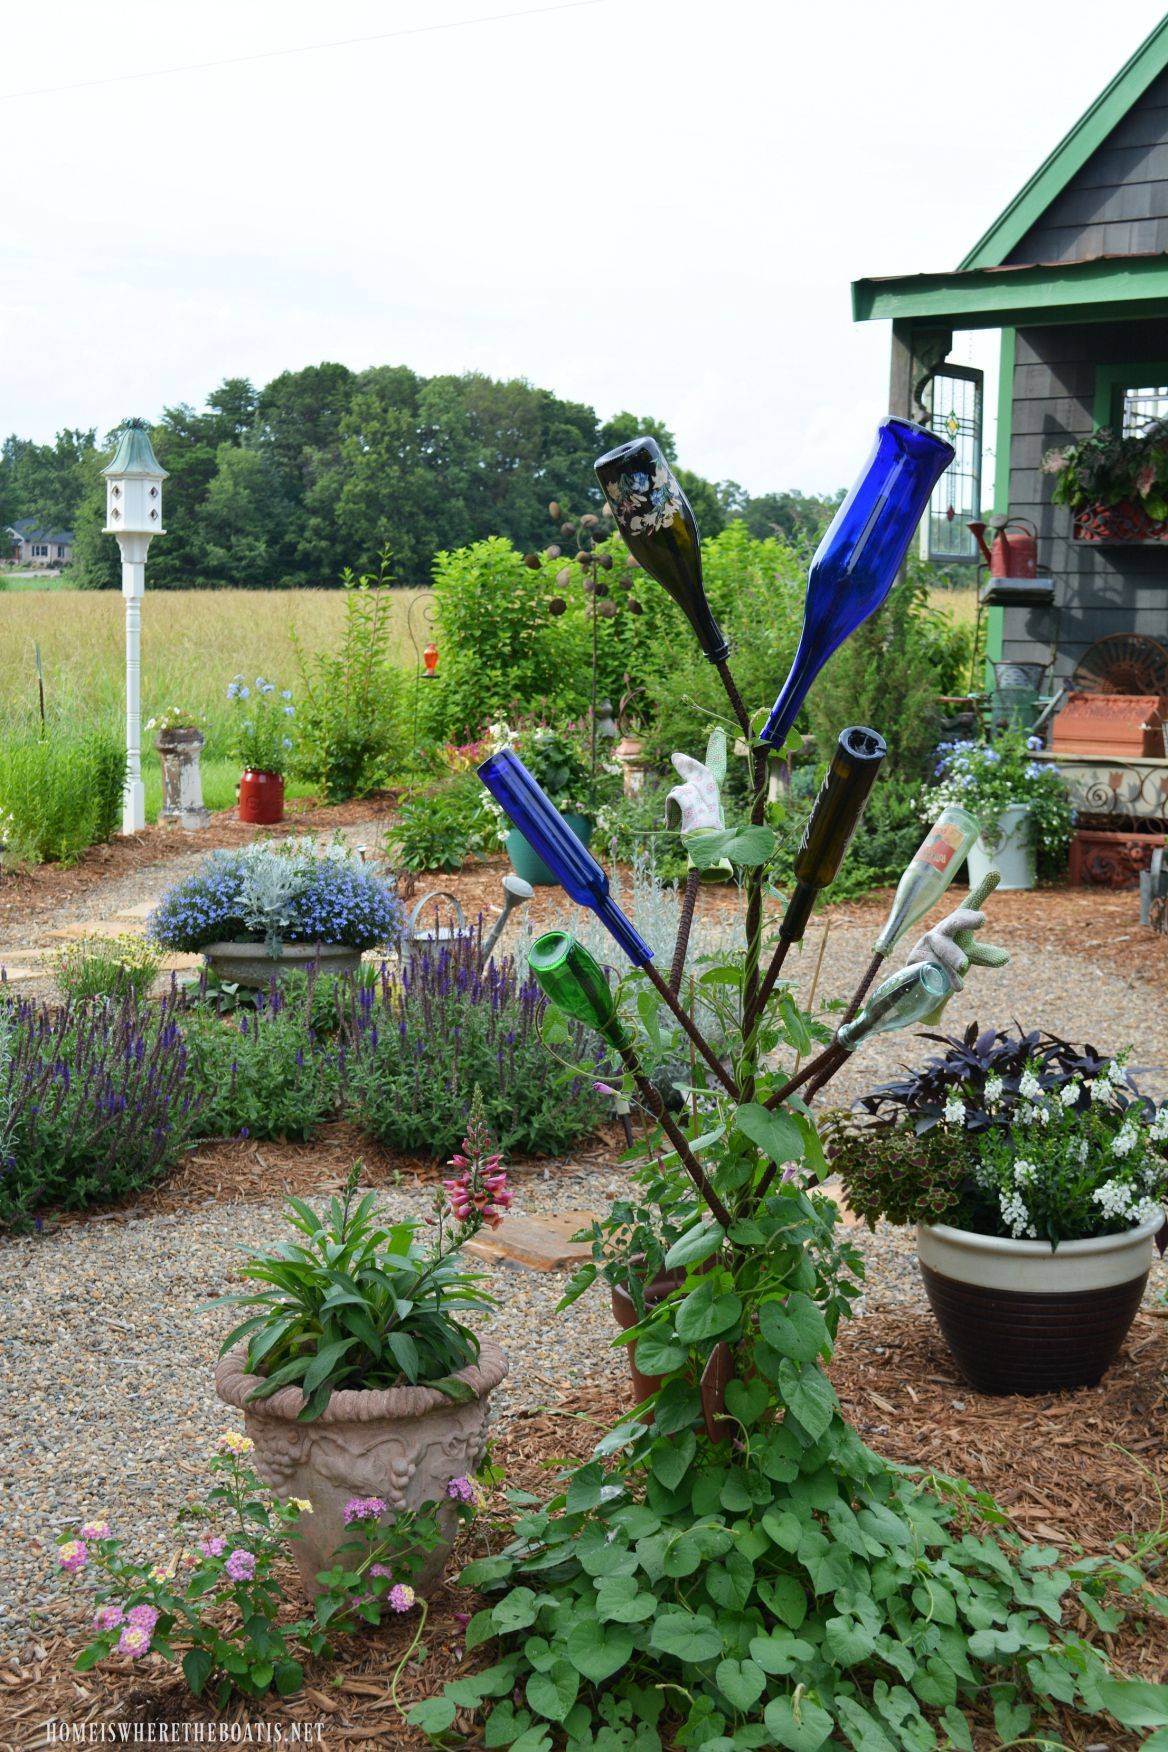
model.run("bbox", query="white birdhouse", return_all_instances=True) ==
[102,417,167,537]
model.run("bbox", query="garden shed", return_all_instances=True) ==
[853,12,1168,876]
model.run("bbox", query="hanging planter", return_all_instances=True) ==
[1073,499,1168,543]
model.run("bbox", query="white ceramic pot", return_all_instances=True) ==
[966,803,1035,891]
[917,1213,1161,1394]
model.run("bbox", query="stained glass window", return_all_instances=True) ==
[923,366,983,564]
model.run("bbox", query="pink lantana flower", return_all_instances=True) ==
[388,1583,416,1612]
[58,1540,88,1574]
[224,1549,256,1582]
[94,1604,124,1632]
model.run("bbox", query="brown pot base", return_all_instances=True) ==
[920,1262,1148,1395]
[611,1268,688,1404]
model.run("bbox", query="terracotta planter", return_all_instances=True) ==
[917,1215,1161,1395]
[611,1264,690,1404]
[239,769,284,824]
[215,1337,508,1599]
[203,939,364,989]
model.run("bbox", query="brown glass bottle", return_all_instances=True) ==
[779,726,887,944]
[594,436,729,662]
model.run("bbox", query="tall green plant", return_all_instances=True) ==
[0,725,125,864]
[291,556,405,800]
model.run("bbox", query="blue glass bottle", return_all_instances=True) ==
[478,749,652,966]
[759,418,954,750]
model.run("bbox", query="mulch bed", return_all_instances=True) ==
[12,1310,1168,1749]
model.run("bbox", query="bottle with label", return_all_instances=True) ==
[873,805,981,957]
[836,960,954,1052]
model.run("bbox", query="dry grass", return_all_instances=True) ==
[0,587,431,734]
[928,584,978,630]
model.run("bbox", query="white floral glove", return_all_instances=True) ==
[666,729,732,881]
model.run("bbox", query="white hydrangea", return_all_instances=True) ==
[1060,1081,1081,1109]
[1014,1159,1037,1187]
[943,1095,965,1125]
[999,1188,1037,1239]
[984,1075,1004,1107]
[1019,1067,1043,1103]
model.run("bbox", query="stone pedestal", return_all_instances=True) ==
[155,728,210,831]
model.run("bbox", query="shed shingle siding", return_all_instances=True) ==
[1000,321,1168,677]
[1006,69,1168,265]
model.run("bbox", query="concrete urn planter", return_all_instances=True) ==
[203,940,364,989]
[917,1215,1161,1395]
[215,1338,508,1598]
[155,727,210,831]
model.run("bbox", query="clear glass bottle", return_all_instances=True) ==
[873,805,981,957]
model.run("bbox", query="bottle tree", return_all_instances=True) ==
[410,422,1161,1751]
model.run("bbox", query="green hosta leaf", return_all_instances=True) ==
[650,1612,723,1663]
[1098,1678,1168,1728]
[715,1657,767,1712]
[565,1616,634,1682]
[733,1102,804,1169]
[634,1329,688,1377]
[777,1359,837,1441]
[407,1697,457,1734]
[762,1694,834,1750]
[664,1220,725,1270]
[525,1660,579,1723]
[651,1428,696,1492]
[676,1281,742,1342]
[758,1292,829,1363]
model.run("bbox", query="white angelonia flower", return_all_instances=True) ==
[1135,1196,1165,1227]
[1076,1137,1090,1165]
[1060,1082,1081,1109]
[943,1095,965,1125]
[984,1075,1004,1106]
[999,1188,1037,1239]
[1019,1068,1042,1103]
[1091,1078,1112,1104]
[1150,1108,1168,1142]
[1014,1159,1037,1187]
[1111,1128,1138,1159]
[1106,1058,1127,1086]
[1093,1179,1136,1220]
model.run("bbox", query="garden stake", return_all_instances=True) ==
[669,866,702,994]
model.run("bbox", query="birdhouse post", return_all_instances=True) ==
[102,418,167,834]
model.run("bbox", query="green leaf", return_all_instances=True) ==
[724,1376,769,1427]
[675,1281,742,1342]
[301,1335,358,1396]
[565,1616,633,1682]
[1098,1678,1168,1728]
[824,1612,877,1667]
[651,1428,696,1492]
[183,1648,214,1696]
[386,1329,420,1380]
[762,1694,834,1750]
[664,1220,725,1270]
[778,1359,837,1441]
[459,1554,514,1588]
[634,1328,688,1377]
[759,1293,828,1363]
[273,1658,303,1697]
[939,1704,974,1751]
[708,1550,755,1612]
[689,825,775,870]
[749,1633,816,1676]
[734,1102,804,1169]
[525,1660,579,1723]
[509,1729,552,1752]
[407,1697,457,1734]
[650,1612,723,1663]
[716,1657,767,1711]
[761,1573,807,1629]
[595,1575,656,1623]
[492,1586,538,1633]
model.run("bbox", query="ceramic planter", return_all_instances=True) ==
[239,769,284,825]
[611,1266,688,1404]
[203,940,364,988]
[506,810,592,886]
[917,1214,1161,1395]
[155,728,210,831]
[966,804,1035,892]
[215,1337,508,1598]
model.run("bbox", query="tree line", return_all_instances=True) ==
[1,364,844,588]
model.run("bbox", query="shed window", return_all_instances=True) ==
[1120,384,1168,435]
[923,365,983,564]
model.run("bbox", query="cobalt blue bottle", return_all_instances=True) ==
[759,418,954,750]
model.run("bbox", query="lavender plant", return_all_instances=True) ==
[149,843,403,956]
[344,934,604,1158]
[0,990,197,1226]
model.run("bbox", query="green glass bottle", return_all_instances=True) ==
[836,960,954,1052]
[594,437,729,663]
[780,725,887,945]
[527,931,631,1051]
[873,805,981,957]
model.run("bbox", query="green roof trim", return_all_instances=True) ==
[959,15,1168,270]
[101,417,168,479]
[852,253,1168,329]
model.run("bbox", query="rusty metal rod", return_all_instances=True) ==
[642,958,739,1102]
[611,1037,733,1231]
[669,866,702,995]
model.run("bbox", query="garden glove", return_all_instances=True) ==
[905,869,1009,1022]
[666,728,733,881]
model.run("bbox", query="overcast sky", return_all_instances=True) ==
[4,0,1165,494]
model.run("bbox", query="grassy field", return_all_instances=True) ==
[0,587,431,818]
[928,585,977,630]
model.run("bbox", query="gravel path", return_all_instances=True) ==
[3,897,1167,1650]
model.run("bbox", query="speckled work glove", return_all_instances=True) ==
[905,868,1009,1021]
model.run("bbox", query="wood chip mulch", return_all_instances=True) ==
[12,1311,1168,1749]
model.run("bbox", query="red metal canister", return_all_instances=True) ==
[238,769,284,824]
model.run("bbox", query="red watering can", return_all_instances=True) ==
[968,517,1038,579]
